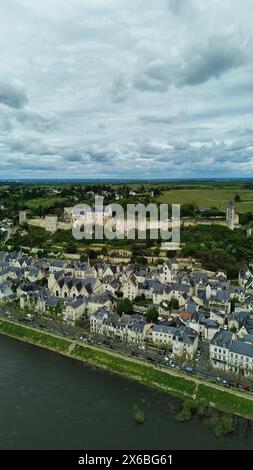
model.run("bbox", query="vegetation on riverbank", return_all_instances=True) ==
[132,404,145,424]
[211,415,235,438]
[197,384,253,419]
[0,320,70,353]
[176,397,236,437]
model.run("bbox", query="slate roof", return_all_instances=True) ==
[211,330,233,348]
[230,340,253,358]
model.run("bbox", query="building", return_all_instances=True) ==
[152,324,198,359]
[226,200,239,230]
[45,215,58,233]
[63,298,87,324]
[209,329,253,376]
[90,309,150,345]
[19,210,27,225]
[63,207,73,221]
[228,339,253,376]
[122,276,138,300]
[210,329,234,369]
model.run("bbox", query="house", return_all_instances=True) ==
[228,339,253,376]
[203,319,220,341]
[90,310,150,345]
[152,324,175,346]
[25,267,43,283]
[239,267,253,289]
[0,251,9,263]
[210,328,253,376]
[49,259,65,273]
[125,315,151,344]
[209,329,234,369]
[48,273,101,299]
[228,311,249,332]
[104,279,121,296]
[0,269,11,284]
[90,307,111,333]
[45,297,64,317]
[63,298,87,324]
[152,324,198,358]
[159,260,178,283]
[0,282,13,301]
[172,326,198,359]
[153,283,190,307]
[102,264,118,279]
[17,282,40,296]
[159,300,172,316]
[122,276,138,301]
[87,292,113,315]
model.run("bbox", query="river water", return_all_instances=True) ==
[0,335,252,450]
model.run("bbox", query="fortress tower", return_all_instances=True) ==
[226,200,239,230]
[19,210,27,225]
[45,215,58,233]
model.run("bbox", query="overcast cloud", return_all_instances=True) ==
[0,0,253,179]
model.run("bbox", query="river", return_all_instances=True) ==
[0,335,252,450]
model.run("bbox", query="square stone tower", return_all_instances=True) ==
[19,210,27,225]
[45,215,58,233]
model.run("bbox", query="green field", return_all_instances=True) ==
[25,196,68,209]
[159,189,253,213]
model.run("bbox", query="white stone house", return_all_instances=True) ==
[87,292,113,315]
[152,324,198,359]
[122,276,138,301]
[63,298,87,324]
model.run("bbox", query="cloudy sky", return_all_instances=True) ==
[1,0,253,179]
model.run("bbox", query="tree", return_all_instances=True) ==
[153,188,161,197]
[87,249,97,259]
[168,297,179,310]
[234,194,241,202]
[230,325,237,333]
[117,299,133,315]
[65,243,77,254]
[146,307,158,323]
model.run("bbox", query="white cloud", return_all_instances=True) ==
[0,0,253,178]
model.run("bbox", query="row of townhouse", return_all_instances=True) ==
[152,324,198,359]
[90,309,151,344]
[49,258,119,280]
[210,329,253,376]
[90,307,198,358]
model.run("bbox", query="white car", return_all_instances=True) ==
[164,356,169,361]
[138,345,145,350]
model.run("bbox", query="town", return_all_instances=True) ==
[0,237,252,387]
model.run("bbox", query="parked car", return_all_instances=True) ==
[242,383,250,392]
[185,366,193,373]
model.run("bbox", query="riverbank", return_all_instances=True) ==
[0,318,252,420]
